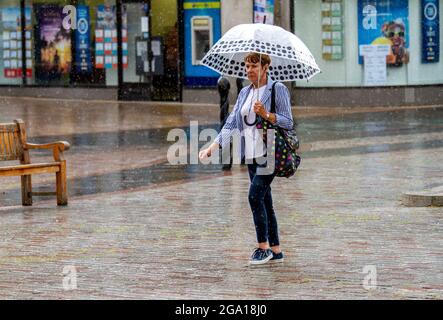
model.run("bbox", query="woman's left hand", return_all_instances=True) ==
[253,101,267,118]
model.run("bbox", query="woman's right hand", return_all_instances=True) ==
[199,148,211,160]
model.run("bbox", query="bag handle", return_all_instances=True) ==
[270,82,277,114]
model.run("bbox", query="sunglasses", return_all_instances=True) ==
[388,31,404,37]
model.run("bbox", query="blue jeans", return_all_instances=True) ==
[247,159,280,247]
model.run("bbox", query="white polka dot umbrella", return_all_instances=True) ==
[201,23,320,82]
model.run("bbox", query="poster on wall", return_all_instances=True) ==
[321,0,343,60]
[95,4,127,69]
[422,0,440,63]
[358,0,410,66]
[253,0,274,24]
[35,5,72,81]
[1,7,32,78]
[76,5,91,73]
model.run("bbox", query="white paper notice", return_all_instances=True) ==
[360,45,390,86]
[141,17,149,33]
[151,40,161,56]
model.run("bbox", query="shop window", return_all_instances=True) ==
[26,0,71,86]
[24,0,120,87]
[73,0,119,87]
[0,0,26,85]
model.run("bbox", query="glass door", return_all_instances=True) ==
[118,0,151,100]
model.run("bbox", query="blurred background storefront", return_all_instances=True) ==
[0,0,222,102]
[292,0,443,106]
[0,0,441,106]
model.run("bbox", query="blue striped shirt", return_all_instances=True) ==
[215,77,293,159]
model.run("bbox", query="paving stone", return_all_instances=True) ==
[0,99,442,299]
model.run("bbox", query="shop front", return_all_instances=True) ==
[0,0,182,101]
[291,0,443,106]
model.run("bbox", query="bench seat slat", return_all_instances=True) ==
[0,162,61,177]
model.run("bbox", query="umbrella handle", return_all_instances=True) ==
[256,15,266,104]
[257,53,262,102]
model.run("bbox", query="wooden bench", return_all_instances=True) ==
[0,119,70,206]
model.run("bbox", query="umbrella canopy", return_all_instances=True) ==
[201,23,320,82]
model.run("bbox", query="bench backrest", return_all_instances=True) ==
[0,120,26,162]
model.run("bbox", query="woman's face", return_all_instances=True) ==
[246,61,268,83]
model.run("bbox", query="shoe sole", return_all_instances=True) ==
[248,254,273,265]
[269,258,284,264]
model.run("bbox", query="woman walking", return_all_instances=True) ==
[199,53,294,265]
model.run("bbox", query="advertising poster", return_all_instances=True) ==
[253,0,274,25]
[1,7,32,78]
[95,5,127,69]
[358,0,410,66]
[422,0,440,63]
[76,5,91,73]
[35,5,72,81]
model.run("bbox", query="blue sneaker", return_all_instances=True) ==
[270,251,284,263]
[249,248,273,265]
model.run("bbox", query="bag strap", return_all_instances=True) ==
[270,82,278,114]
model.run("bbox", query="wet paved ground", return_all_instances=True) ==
[0,96,442,299]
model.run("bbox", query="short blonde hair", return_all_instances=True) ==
[244,52,271,67]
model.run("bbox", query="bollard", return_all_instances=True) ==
[217,76,230,128]
[236,78,244,96]
[217,76,232,170]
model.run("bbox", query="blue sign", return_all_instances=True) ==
[422,0,440,63]
[183,0,221,87]
[76,5,91,73]
[358,0,410,66]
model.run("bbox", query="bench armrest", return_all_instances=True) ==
[24,141,70,151]
[24,141,71,161]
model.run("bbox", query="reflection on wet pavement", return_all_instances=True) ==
[1,104,443,206]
